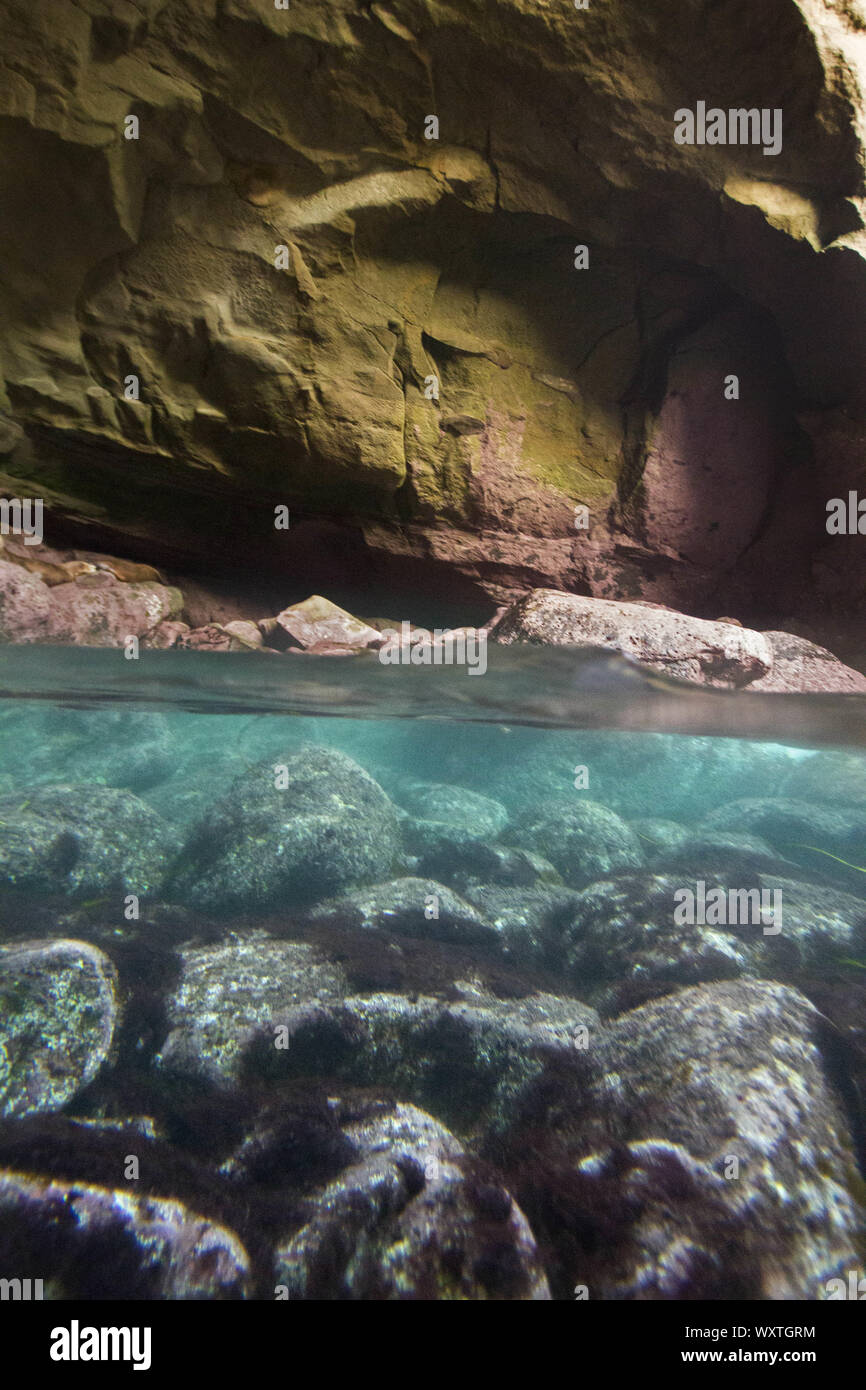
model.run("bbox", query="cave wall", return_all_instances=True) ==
[2,0,866,623]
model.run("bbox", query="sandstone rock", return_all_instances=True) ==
[0,938,118,1118]
[3,1,866,629]
[275,595,383,650]
[0,559,183,646]
[491,590,772,686]
[748,631,866,692]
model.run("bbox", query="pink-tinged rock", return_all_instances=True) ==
[275,594,384,649]
[146,620,191,649]
[0,1170,251,1299]
[0,560,183,646]
[491,589,772,687]
[178,623,233,651]
[747,632,866,693]
[286,640,361,657]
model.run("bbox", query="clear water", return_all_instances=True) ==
[0,645,864,1301]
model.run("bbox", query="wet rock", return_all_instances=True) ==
[600,980,864,1299]
[168,747,403,914]
[307,878,499,948]
[0,784,169,898]
[629,818,692,853]
[271,1099,550,1300]
[491,591,772,687]
[0,938,118,1118]
[155,932,348,1088]
[461,884,583,965]
[0,1169,250,1299]
[513,799,644,887]
[645,830,790,877]
[275,595,383,650]
[397,783,508,838]
[0,560,183,646]
[447,846,563,892]
[563,875,752,1004]
[748,632,866,693]
[782,749,866,807]
[754,876,866,970]
[700,797,866,887]
[267,986,601,1138]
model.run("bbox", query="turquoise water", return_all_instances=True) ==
[0,646,864,1300]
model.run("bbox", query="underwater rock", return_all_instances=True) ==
[753,875,866,970]
[644,830,791,877]
[397,782,508,838]
[307,877,499,948]
[563,875,752,1003]
[629,819,692,853]
[491,591,772,687]
[155,932,348,1088]
[447,847,563,892]
[748,632,866,693]
[270,1099,550,1300]
[0,784,169,898]
[168,747,403,914]
[264,986,601,1138]
[513,799,644,888]
[460,884,583,965]
[398,782,511,870]
[700,797,866,884]
[603,980,864,1299]
[0,938,117,1118]
[0,1169,250,1299]
[782,749,866,807]
[483,732,799,827]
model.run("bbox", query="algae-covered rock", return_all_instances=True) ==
[0,784,169,898]
[0,1169,250,1299]
[513,799,644,887]
[0,938,118,1118]
[600,980,864,1299]
[271,1099,550,1300]
[155,932,348,1087]
[308,877,499,948]
[169,747,403,914]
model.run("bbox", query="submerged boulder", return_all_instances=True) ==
[0,1170,250,1299]
[599,980,864,1299]
[155,932,348,1088]
[307,878,499,948]
[168,747,403,914]
[0,784,168,899]
[563,874,753,1005]
[0,938,118,1118]
[513,799,644,887]
[270,1098,550,1300]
